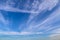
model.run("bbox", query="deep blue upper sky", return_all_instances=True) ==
[0,10,30,32]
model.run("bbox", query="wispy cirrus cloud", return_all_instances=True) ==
[0,31,43,35]
[0,0,58,14]
[27,0,59,24]
[21,0,60,34]
[23,5,60,32]
[0,0,60,35]
[0,0,39,13]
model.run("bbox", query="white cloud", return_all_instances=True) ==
[0,31,20,35]
[27,0,59,24]
[0,0,58,14]
[0,31,43,35]
[37,0,58,12]
[29,6,60,31]
[47,0,59,10]
[0,0,39,14]
[0,6,38,13]
[0,0,60,35]
[19,32,43,35]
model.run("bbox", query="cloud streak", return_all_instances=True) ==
[0,31,43,35]
[0,12,8,25]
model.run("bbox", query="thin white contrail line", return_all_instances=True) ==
[0,6,38,13]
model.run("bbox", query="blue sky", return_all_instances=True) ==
[0,0,60,38]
